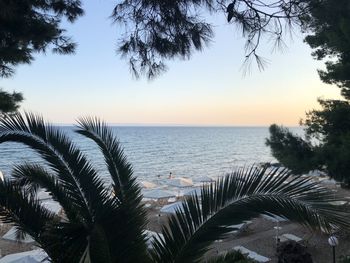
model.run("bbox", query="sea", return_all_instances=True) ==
[0,126,302,188]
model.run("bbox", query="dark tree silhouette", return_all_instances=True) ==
[0,0,83,78]
[267,0,350,186]
[303,0,350,99]
[0,89,23,115]
[0,0,82,114]
[266,124,317,174]
[112,0,311,78]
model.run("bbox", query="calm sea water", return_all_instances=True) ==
[0,126,302,183]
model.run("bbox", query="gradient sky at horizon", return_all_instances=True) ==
[0,1,342,126]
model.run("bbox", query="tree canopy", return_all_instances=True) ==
[0,89,23,114]
[267,100,350,185]
[0,0,83,78]
[0,0,83,114]
[267,0,350,185]
[1,0,343,80]
[303,0,350,99]
[113,0,311,78]
[266,124,317,174]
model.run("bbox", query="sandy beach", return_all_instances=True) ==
[1,184,349,262]
[146,206,350,262]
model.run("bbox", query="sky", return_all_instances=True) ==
[0,1,342,126]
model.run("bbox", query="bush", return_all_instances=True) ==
[277,241,313,263]
[339,255,350,263]
[206,251,255,263]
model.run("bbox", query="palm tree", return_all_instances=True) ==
[0,113,348,263]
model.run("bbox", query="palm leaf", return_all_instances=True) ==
[11,163,82,222]
[0,171,89,262]
[75,117,142,204]
[0,113,118,222]
[0,179,59,260]
[75,117,149,262]
[0,113,93,221]
[150,166,350,263]
[0,113,120,261]
[41,221,92,262]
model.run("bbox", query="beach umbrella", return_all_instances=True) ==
[160,201,184,214]
[307,170,327,177]
[193,175,214,183]
[166,177,193,188]
[0,249,49,263]
[37,191,51,201]
[143,230,164,248]
[140,181,157,189]
[2,226,34,243]
[183,187,202,197]
[320,178,337,185]
[160,201,202,214]
[41,200,62,214]
[142,189,176,199]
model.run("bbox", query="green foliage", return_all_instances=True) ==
[0,113,349,262]
[206,251,254,263]
[0,89,23,114]
[339,255,350,263]
[0,0,83,77]
[309,100,350,184]
[303,0,350,99]
[319,132,350,185]
[277,241,313,263]
[268,0,350,185]
[268,100,350,185]
[303,99,350,139]
[266,124,317,174]
[0,113,148,262]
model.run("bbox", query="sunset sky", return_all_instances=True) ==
[0,1,342,126]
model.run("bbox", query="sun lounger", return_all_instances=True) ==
[2,227,34,243]
[233,246,270,262]
[226,221,252,234]
[0,249,49,263]
[282,233,303,242]
[262,214,288,222]
[167,197,177,203]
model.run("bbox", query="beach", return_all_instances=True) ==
[1,181,349,262]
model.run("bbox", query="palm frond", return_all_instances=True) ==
[41,221,89,262]
[0,179,56,242]
[75,117,142,205]
[0,113,117,223]
[12,163,82,222]
[88,224,112,263]
[23,113,115,219]
[75,117,149,262]
[151,166,350,263]
[0,113,93,221]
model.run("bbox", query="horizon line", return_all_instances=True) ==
[52,123,301,128]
